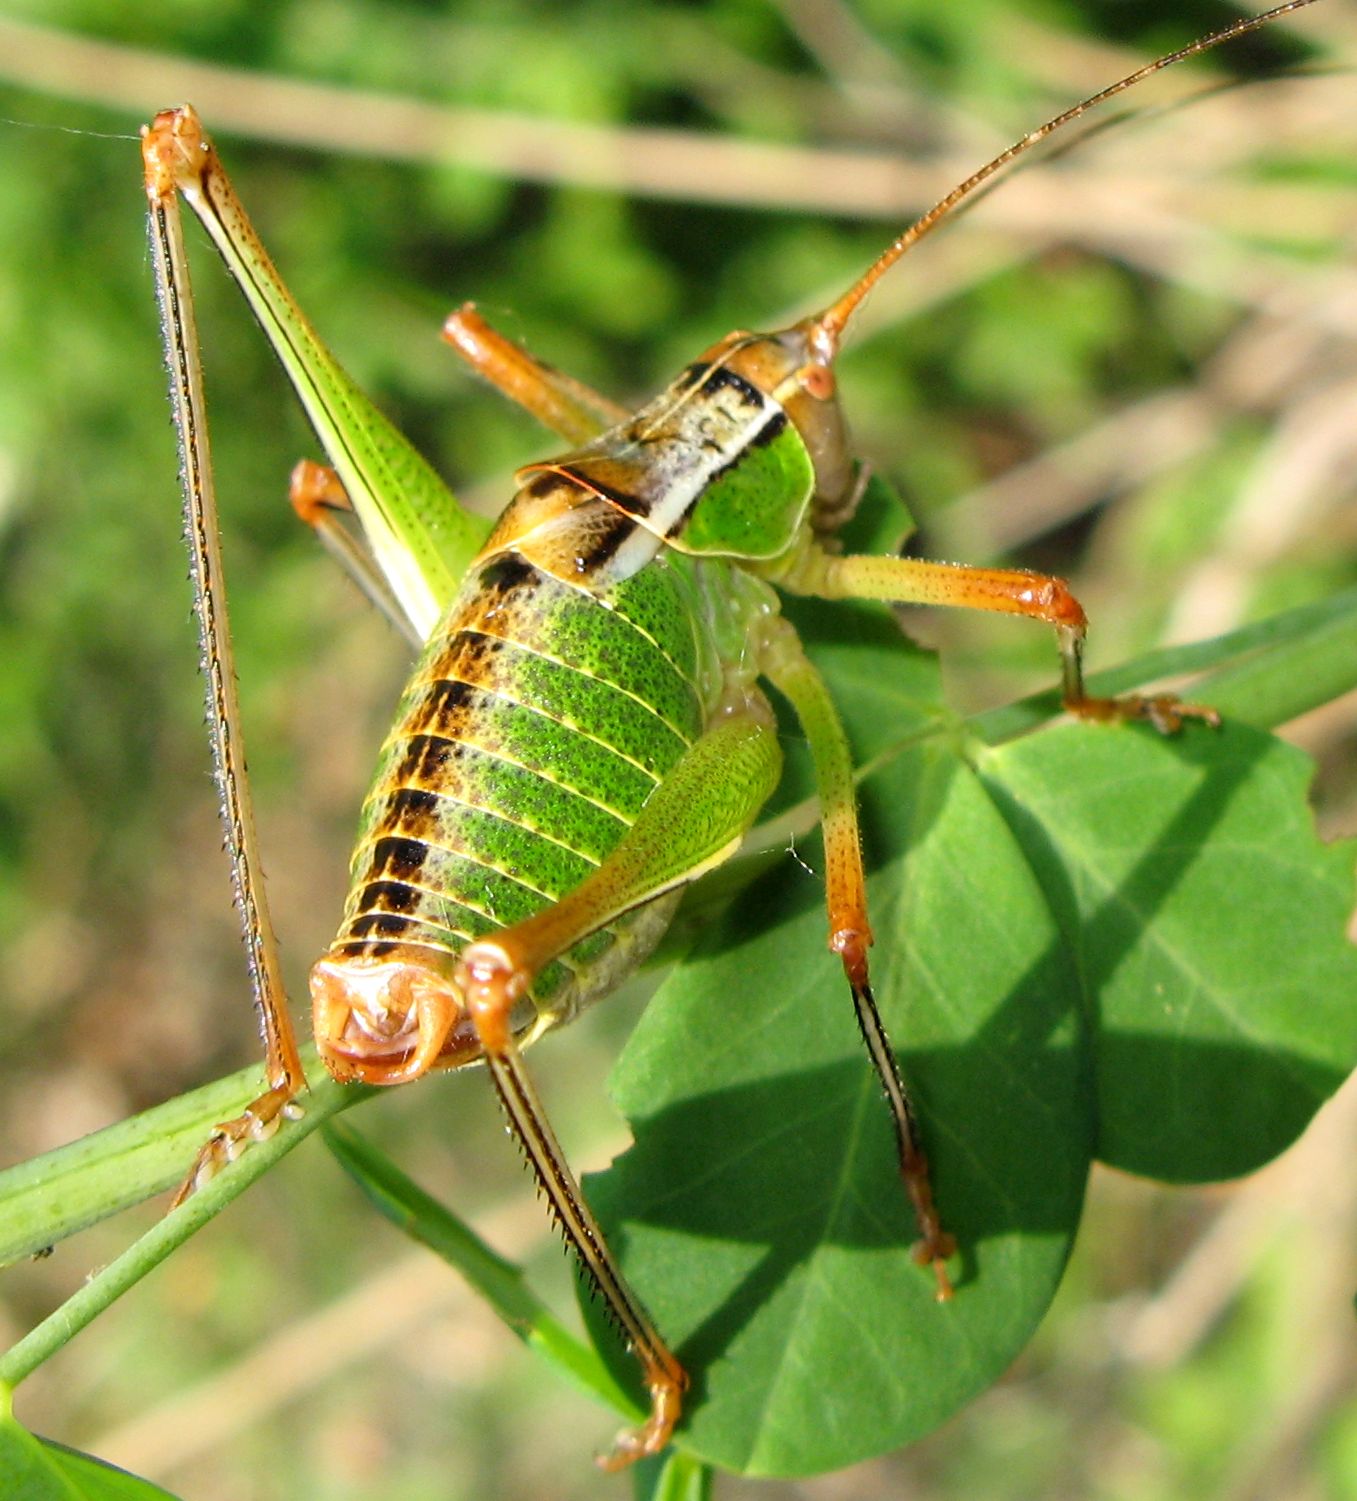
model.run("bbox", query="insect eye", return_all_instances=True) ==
[799,364,836,401]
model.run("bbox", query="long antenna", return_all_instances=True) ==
[803,0,1325,363]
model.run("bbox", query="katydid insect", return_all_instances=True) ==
[141,0,1321,1469]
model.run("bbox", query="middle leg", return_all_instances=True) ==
[756,612,956,1299]
[778,546,1219,733]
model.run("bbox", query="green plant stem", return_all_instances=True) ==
[324,1120,639,1421]
[0,1064,358,1388]
[633,1449,713,1501]
[972,586,1357,744]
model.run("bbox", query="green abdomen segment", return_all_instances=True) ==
[326,542,706,1021]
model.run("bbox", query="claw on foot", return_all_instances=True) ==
[911,1230,959,1302]
[594,1377,685,1472]
[1067,692,1220,735]
[169,1086,304,1208]
[904,1161,957,1302]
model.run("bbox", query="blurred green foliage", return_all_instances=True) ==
[0,1,1353,1498]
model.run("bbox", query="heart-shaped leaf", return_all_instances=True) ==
[978,721,1357,1180]
[586,739,1090,1475]
[578,618,1357,1475]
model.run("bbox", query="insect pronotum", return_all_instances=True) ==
[142,0,1319,1467]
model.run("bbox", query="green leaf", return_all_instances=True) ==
[631,1448,713,1501]
[836,469,916,558]
[0,1055,330,1267]
[323,1120,638,1420]
[578,609,1357,1475]
[8,593,1353,1480]
[0,1061,359,1388]
[585,738,1090,1476]
[0,1394,179,1501]
[1194,584,1357,730]
[979,720,1357,1180]
[766,593,945,819]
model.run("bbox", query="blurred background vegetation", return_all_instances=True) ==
[0,1,1354,1497]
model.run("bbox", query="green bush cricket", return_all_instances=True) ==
[140,0,1325,1469]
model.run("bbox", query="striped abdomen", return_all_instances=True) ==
[311,484,715,1079]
